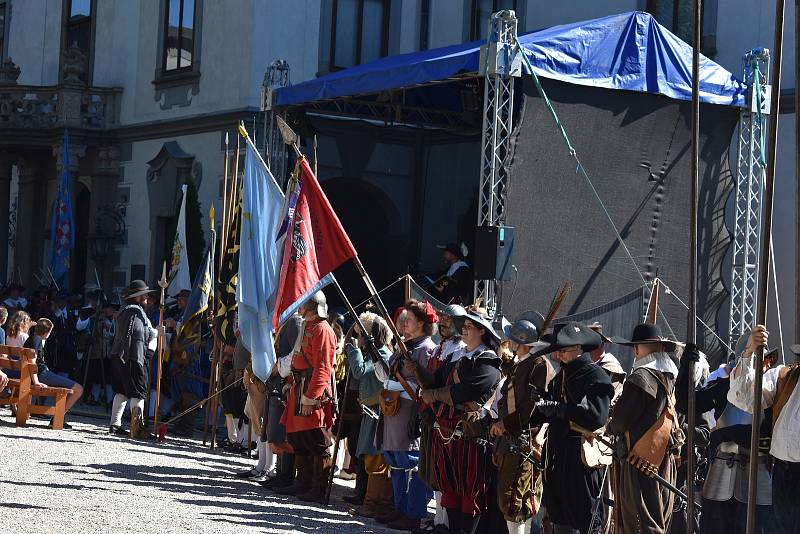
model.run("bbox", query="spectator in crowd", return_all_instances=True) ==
[25,318,84,428]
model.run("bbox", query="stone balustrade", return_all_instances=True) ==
[0,84,122,130]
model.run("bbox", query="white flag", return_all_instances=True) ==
[168,184,192,296]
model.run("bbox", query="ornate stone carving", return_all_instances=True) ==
[62,42,87,86]
[52,140,86,174]
[0,58,21,86]
[95,146,122,175]
[0,86,120,130]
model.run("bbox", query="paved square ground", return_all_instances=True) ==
[0,409,403,533]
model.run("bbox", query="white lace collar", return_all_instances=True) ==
[633,351,678,378]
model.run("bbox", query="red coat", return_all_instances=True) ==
[281,318,336,433]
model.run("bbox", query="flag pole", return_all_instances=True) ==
[204,134,229,445]
[219,132,231,274]
[268,117,420,400]
[154,261,168,440]
[747,0,785,532]
[685,3,702,530]
[208,206,221,450]
[325,273,389,505]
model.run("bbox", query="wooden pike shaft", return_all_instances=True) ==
[747,0,786,532]
[154,261,168,436]
[685,2,702,531]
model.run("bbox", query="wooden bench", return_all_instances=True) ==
[0,345,73,429]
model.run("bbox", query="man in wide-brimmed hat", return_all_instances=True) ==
[433,242,472,304]
[491,310,556,534]
[607,323,681,533]
[728,325,800,534]
[109,280,160,439]
[528,321,614,534]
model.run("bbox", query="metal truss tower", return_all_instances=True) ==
[728,49,770,350]
[262,60,291,184]
[474,11,521,316]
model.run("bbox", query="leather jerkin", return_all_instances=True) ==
[625,368,680,478]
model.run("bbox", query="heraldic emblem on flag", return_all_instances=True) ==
[49,130,75,281]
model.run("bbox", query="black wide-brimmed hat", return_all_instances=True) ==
[123,280,157,300]
[437,242,467,260]
[535,321,602,355]
[462,309,501,344]
[612,323,677,352]
[503,310,545,346]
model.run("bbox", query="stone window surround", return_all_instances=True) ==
[152,0,203,94]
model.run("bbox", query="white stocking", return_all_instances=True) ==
[225,414,237,442]
[434,491,448,526]
[110,393,129,427]
[506,519,529,534]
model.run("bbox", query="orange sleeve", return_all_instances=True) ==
[305,323,335,400]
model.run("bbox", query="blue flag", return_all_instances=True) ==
[50,130,75,281]
[237,140,285,381]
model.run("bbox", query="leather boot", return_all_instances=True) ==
[275,455,311,496]
[298,455,332,503]
[353,473,380,517]
[261,453,295,490]
[373,474,399,523]
[343,464,368,505]
[129,405,151,440]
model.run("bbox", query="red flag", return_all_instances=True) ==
[274,158,357,326]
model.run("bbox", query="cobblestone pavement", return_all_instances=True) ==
[0,408,409,534]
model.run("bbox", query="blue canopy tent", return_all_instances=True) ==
[274,11,746,361]
[276,11,746,113]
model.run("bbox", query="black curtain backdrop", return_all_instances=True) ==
[504,77,739,362]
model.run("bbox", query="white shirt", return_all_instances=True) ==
[728,356,800,462]
[6,333,28,348]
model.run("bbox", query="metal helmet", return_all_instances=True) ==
[307,290,328,318]
[504,319,541,346]
[443,304,467,319]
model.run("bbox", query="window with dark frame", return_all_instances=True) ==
[419,0,430,50]
[646,0,696,44]
[470,0,517,41]
[65,0,93,82]
[329,0,390,71]
[0,3,7,60]
[163,0,196,73]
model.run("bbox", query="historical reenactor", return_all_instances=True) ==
[277,291,337,503]
[607,323,683,533]
[432,242,472,304]
[422,307,502,534]
[412,303,466,531]
[675,333,777,534]
[728,325,800,534]
[374,299,437,531]
[46,291,79,379]
[109,280,160,439]
[344,312,394,518]
[530,321,613,534]
[260,311,304,491]
[2,282,28,313]
[588,322,627,400]
[490,311,555,534]
[83,299,119,406]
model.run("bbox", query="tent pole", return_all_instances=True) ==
[747,0,786,532]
